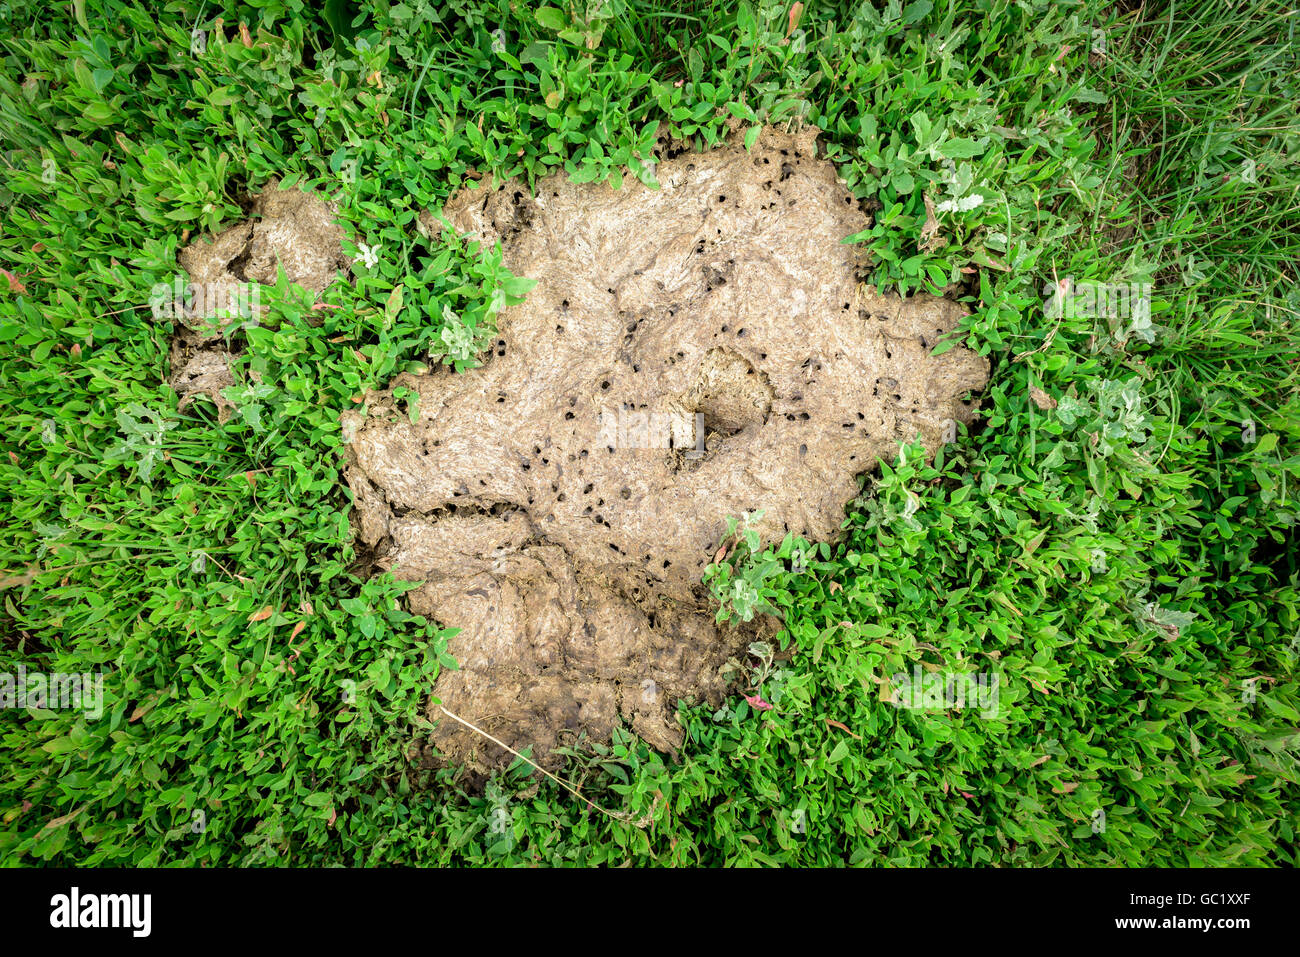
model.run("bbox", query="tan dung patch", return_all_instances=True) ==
[343,125,989,778]
[163,180,350,419]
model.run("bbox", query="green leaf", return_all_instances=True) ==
[939,137,986,159]
[536,7,567,31]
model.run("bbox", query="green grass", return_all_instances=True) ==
[0,0,1296,865]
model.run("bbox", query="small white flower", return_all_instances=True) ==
[357,243,380,269]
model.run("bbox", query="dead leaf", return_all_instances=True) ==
[919,193,945,252]
[38,805,85,833]
[787,2,804,36]
[247,606,274,623]
[0,269,27,294]
[1028,385,1057,410]
[824,718,862,740]
[128,693,160,723]
[290,620,306,640]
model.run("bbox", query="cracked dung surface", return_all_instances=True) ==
[341,124,989,778]
[164,180,350,419]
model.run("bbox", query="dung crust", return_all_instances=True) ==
[341,125,989,777]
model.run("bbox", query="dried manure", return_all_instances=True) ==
[163,180,350,420]
[340,125,989,777]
